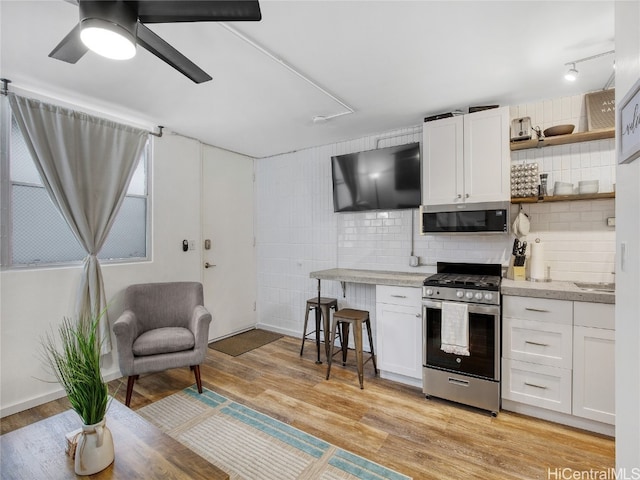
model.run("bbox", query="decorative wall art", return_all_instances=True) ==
[586,89,616,131]
[618,79,640,164]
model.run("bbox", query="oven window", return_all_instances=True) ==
[425,307,496,379]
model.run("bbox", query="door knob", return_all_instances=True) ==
[204,262,216,269]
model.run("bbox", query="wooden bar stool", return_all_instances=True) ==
[300,297,338,362]
[326,308,378,389]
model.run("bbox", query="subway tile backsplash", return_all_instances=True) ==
[256,93,616,335]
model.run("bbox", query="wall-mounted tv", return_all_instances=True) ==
[331,142,421,212]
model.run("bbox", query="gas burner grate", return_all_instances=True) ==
[424,273,501,290]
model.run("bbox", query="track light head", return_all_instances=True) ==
[564,63,578,82]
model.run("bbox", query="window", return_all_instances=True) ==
[1,103,150,267]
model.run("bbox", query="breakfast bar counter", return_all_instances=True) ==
[310,268,427,289]
[307,268,427,364]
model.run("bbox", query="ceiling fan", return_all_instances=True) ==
[48,0,262,83]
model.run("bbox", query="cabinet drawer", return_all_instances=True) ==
[503,317,573,369]
[502,358,572,414]
[503,296,572,325]
[574,302,615,330]
[376,285,422,307]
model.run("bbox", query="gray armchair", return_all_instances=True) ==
[113,282,212,406]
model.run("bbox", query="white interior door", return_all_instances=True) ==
[201,145,256,340]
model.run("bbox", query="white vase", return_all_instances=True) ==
[74,417,114,475]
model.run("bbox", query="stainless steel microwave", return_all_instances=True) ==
[420,201,510,235]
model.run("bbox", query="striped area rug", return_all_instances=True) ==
[137,386,411,480]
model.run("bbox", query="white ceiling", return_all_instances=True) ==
[0,1,615,158]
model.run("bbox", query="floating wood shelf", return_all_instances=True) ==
[511,192,615,204]
[510,128,615,151]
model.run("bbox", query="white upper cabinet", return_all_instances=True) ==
[422,107,510,205]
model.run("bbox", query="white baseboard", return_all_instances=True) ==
[255,322,298,338]
[208,326,255,343]
[501,399,615,437]
[379,370,423,389]
[1,370,123,418]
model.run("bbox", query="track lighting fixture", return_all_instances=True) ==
[564,63,578,82]
[563,50,614,83]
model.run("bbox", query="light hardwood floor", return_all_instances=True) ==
[2,335,614,479]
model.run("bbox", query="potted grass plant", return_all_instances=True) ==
[42,314,114,475]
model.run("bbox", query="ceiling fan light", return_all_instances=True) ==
[81,19,136,60]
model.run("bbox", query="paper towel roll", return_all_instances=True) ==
[529,240,545,280]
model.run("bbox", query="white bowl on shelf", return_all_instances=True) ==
[554,181,574,196]
[578,180,599,194]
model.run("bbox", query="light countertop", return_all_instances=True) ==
[501,278,615,304]
[309,268,615,304]
[309,268,426,288]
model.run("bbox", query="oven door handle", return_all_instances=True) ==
[422,300,500,316]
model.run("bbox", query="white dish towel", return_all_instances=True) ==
[440,301,470,356]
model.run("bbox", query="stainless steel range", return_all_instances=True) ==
[422,262,502,415]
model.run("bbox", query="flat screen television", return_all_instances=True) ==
[331,142,421,212]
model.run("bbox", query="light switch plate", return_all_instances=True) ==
[607,217,615,227]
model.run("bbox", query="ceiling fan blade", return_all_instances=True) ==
[48,24,89,63]
[136,22,212,84]
[134,0,261,23]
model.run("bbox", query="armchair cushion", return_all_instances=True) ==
[132,327,195,357]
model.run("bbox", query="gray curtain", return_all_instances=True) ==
[8,94,148,353]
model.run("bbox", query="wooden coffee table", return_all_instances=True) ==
[0,398,229,479]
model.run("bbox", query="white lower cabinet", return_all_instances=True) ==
[502,295,615,431]
[572,303,615,425]
[375,286,422,385]
[502,358,572,414]
[503,317,573,369]
[502,296,573,414]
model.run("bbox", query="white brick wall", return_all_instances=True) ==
[255,126,428,339]
[256,93,617,336]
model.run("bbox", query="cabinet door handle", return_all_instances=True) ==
[524,382,548,390]
[465,193,469,198]
[391,295,407,298]
[415,313,422,318]
[525,340,549,347]
[525,308,550,313]
[456,194,462,199]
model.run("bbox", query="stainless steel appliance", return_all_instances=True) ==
[420,201,509,235]
[510,116,532,142]
[422,262,502,415]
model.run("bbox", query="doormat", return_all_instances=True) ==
[137,386,412,480]
[208,329,283,357]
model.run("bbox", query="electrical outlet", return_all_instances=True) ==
[189,240,196,250]
[607,217,615,227]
